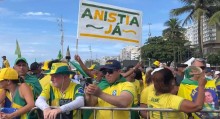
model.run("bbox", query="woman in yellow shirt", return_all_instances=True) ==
[140,68,206,119]
[0,68,34,119]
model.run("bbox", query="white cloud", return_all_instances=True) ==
[24,12,51,16]
[18,13,72,23]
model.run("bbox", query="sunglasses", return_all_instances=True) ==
[195,58,205,61]
[102,69,117,75]
[199,66,206,70]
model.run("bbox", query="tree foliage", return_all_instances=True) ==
[171,0,220,57]
[207,53,220,66]
[162,18,186,41]
[141,36,189,66]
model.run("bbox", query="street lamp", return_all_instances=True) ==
[148,58,151,67]
[148,23,152,39]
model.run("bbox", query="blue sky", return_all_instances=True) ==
[0,0,185,66]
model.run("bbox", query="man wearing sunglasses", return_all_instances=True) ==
[178,58,219,119]
[85,60,135,119]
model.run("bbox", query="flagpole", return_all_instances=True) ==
[57,16,64,57]
[76,0,82,55]
[76,38,78,55]
[89,44,92,66]
[139,12,143,62]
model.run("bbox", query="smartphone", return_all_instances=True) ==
[86,77,93,86]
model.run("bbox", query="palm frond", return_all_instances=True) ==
[206,5,220,18]
[194,8,206,20]
[182,11,194,26]
[208,11,220,25]
[171,5,194,17]
[179,0,194,5]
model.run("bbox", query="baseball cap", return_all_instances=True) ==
[88,64,96,70]
[101,60,121,70]
[153,61,160,67]
[89,64,103,71]
[41,60,50,71]
[151,67,163,75]
[0,68,18,81]
[30,62,40,71]
[44,63,74,75]
[205,67,212,73]
[14,57,28,65]
[177,63,188,68]
[2,56,6,58]
[215,71,220,75]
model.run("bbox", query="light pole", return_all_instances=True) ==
[148,23,152,65]
[148,23,152,39]
[89,44,92,66]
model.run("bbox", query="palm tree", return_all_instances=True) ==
[162,18,186,40]
[163,18,186,65]
[207,3,220,26]
[171,0,219,57]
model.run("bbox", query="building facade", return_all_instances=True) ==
[186,16,220,55]
[120,46,140,61]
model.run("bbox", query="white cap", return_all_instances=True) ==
[215,71,220,75]
[151,67,164,75]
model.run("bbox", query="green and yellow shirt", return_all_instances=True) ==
[96,76,135,119]
[5,88,28,119]
[40,82,84,119]
[178,78,219,119]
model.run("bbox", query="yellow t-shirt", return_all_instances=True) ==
[40,82,84,119]
[131,79,141,105]
[0,89,3,93]
[3,60,10,68]
[97,78,135,119]
[39,75,51,87]
[140,84,184,119]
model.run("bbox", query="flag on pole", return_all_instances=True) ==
[57,49,63,60]
[15,40,21,58]
[69,61,89,78]
[66,46,71,57]
[65,46,71,60]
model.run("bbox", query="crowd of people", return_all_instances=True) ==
[0,55,220,119]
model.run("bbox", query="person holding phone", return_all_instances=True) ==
[85,60,136,119]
